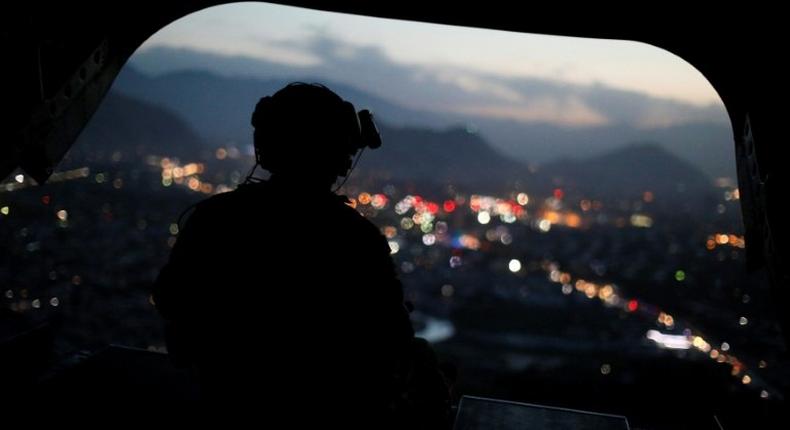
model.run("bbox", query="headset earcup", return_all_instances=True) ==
[334,101,361,177]
[358,110,382,149]
[343,101,362,152]
[252,96,274,170]
[251,96,275,129]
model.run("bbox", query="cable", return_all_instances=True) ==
[242,160,265,184]
[333,147,365,194]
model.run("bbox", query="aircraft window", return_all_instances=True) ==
[1,2,784,426]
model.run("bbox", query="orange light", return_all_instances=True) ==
[716,234,729,245]
[544,211,561,224]
[565,213,582,228]
[469,195,481,212]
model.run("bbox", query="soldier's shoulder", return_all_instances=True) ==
[333,197,390,248]
[180,185,264,228]
[196,182,275,211]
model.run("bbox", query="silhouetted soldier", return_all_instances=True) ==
[152,83,450,426]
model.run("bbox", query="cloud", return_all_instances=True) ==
[247,35,323,67]
[282,32,726,128]
[139,31,728,129]
[453,97,610,126]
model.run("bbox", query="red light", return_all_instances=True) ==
[41,195,51,205]
[553,188,564,199]
[427,202,439,215]
[443,200,456,213]
[627,299,639,312]
[372,194,388,208]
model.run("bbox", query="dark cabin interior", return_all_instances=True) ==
[2,2,786,428]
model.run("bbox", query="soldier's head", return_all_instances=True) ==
[251,83,380,188]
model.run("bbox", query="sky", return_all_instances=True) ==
[138,2,722,108]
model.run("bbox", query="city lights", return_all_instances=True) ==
[508,259,522,273]
[1,140,774,406]
[646,330,691,350]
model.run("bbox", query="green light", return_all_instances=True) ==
[675,270,686,282]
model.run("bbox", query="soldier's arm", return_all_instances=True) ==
[151,205,204,320]
[366,224,415,341]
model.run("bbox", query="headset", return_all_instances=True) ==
[248,83,381,187]
[178,83,378,229]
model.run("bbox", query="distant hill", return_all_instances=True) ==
[535,142,715,201]
[478,118,735,181]
[69,91,204,163]
[361,125,531,189]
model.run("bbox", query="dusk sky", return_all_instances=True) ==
[134,2,727,129]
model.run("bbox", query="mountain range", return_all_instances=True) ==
[75,85,715,200]
[125,46,736,179]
